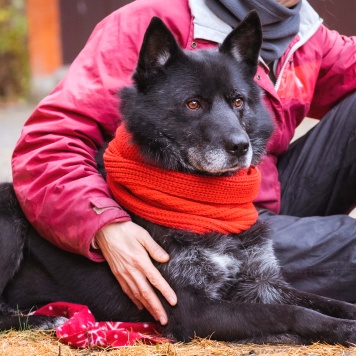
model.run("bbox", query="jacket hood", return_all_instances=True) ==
[189,0,323,53]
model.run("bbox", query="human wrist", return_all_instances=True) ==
[92,220,131,249]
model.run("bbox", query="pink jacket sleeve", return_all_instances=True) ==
[308,25,356,119]
[12,11,145,261]
[12,0,191,261]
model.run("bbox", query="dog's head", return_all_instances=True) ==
[119,12,274,175]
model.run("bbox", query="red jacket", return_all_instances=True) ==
[12,0,356,261]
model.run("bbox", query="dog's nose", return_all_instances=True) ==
[225,135,249,158]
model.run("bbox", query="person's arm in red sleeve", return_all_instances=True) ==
[12,7,179,324]
[12,11,134,261]
[308,25,356,119]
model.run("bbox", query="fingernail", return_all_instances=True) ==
[169,296,177,306]
[160,253,169,260]
[159,316,167,325]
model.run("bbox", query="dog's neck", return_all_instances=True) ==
[103,124,260,234]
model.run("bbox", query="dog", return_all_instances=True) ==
[1,13,356,345]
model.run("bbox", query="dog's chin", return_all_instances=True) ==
[199,163,250,176]
[188,159,251,176]
[187,147,253,176]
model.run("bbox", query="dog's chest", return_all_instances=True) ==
[168,246,241,299]
[159,233,284,303]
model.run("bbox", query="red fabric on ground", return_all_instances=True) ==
[33,302,171,348]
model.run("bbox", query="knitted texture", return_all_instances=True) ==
[104,125,261,234]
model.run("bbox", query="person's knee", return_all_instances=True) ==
[328,93,356,130]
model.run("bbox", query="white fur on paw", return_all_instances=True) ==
[40,316,68,330]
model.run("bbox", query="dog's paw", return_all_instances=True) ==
[39,316,68,330]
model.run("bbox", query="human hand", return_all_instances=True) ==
[95,221,177,325]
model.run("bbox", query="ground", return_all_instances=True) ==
[0,331,356,356]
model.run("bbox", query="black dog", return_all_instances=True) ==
[2,13,356,345]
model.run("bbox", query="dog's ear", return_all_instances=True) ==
[134,17,182,90]
[219,11,262,76]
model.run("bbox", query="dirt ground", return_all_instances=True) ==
[1,331,356,356]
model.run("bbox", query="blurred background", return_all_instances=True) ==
[0,0,134,105]
[2,0,353,108]
[0,0,133,181]
[0,0,355,217]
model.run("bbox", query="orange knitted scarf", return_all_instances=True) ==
[104,125,261,234]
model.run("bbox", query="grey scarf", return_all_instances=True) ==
[205,0,302,63]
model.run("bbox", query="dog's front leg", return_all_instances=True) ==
[279,286,356,320]
[162,288,356,345]
[0,313,68,331]
[0,183,28,295]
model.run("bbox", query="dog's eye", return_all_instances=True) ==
[186,100,201,110]
[234,98,243,108]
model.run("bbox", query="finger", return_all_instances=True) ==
[130,251,177,307]
[123,269,163,322]
[132,240,177,307]
[118,265,165,323]
[116,275,144,311]
[131,271,168,325]
[146,267,177,307]
[140,234,170,263]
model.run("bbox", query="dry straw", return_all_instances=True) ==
[0,331,355,356]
